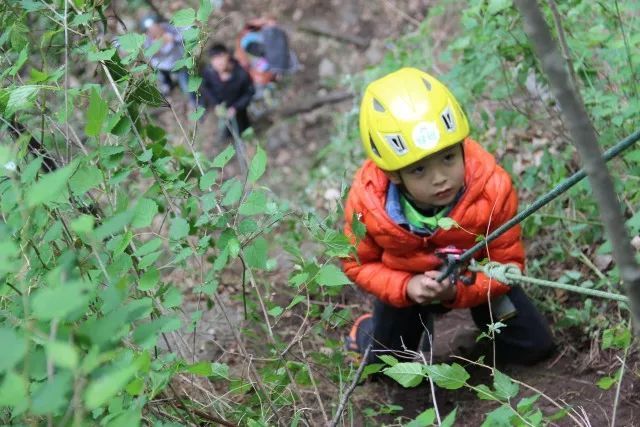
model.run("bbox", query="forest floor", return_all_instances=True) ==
[153,0,640,425]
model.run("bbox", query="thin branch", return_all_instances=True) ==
[329,344,372,427]
[547,0,580,95]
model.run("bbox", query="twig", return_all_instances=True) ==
[298,341,329,425]
[547,0,580,95]
[329,344,372,427]
[172,398,237,427]
[380,0,422,27]
[298,23,369,48]
[419,316,441,425]
[610,320,633,427]
[275,90,353,117]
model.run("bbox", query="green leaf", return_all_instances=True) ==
[6,84,39,116]
[378,355,399,366]
[31,371,72,415]
[476,384,497,400]
[94,210,135,240]
[0,371,27,406]
[162,286,183,309]
[169,217,190,240]
[268,306,283,317]
[138,268,160,291]
[424,363,469,390]
[85,88,109,136]
[441,408,458,427]
[221,179,243,206]
[189,106,205,122]
[69,165,103,195]
[85,364,138,409]
[351,213,366,239]
[516,394,540,413]
[186,361,213,376]
[26,160,76,206]
[127,78,168,107]
[316,264,351,287]
[187,75,202,92]
[481,405,513,427]
[172,8,196,27]
[31,281,92,320]
[383,362,424,388]
[488,0,511,15]
[199,169,218,190]
[239,190,267,215]
[117,33,145,53]
[437,217,458,230]
[20,156,42,184]
[0,328,27,372]
[602,327,632,350]
[493,370,519,400]
[596,374,618,390]
[88,48,117,62]
[197,0,213,22]
[248,145,267,182]
[9,44,29,76]
[135,238,163,257]
[46,341,79,369]
[132,198,158,229]
[132,316,181,348]
[212,144,235,168]
[406,408,436,427]
[244,237,268,269]
[211,362,229,380]
[106,409,141,427]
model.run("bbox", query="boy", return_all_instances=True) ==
[201,44,255,139]
[343,68,554,365]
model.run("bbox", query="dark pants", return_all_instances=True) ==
[367,287,554,365]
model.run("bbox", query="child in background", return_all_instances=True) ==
[201,44,255,138]
[343,68,554,365]
[142,17,190,99]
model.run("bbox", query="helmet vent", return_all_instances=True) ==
[441,106,456,132]
[422,78,432,91]
[370,136,381,158]
[384,134,408,155]
[373,98,385,112]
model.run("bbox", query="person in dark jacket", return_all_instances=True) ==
[201,44,255,138]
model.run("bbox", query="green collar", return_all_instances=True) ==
[400,193,446,230]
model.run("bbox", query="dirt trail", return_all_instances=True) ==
[162,0,640,424]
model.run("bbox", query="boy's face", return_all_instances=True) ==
[211,53,231,73]
[388,144,465,209]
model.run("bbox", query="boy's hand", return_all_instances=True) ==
[407,271,457,305]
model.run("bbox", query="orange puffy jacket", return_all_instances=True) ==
[342,138,524,309]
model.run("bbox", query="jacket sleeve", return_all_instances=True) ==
[445,178,525,309]
[231,70,255,111]
[342,190,414,308]
[200,68,220,108]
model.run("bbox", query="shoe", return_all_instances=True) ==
[344,313,373,354]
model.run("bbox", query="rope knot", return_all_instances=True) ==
[483,262,521,285]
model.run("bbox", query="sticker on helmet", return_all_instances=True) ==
[413,122,440,150]
[441,106,456,132]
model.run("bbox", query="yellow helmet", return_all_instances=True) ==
[359,67,469,171]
